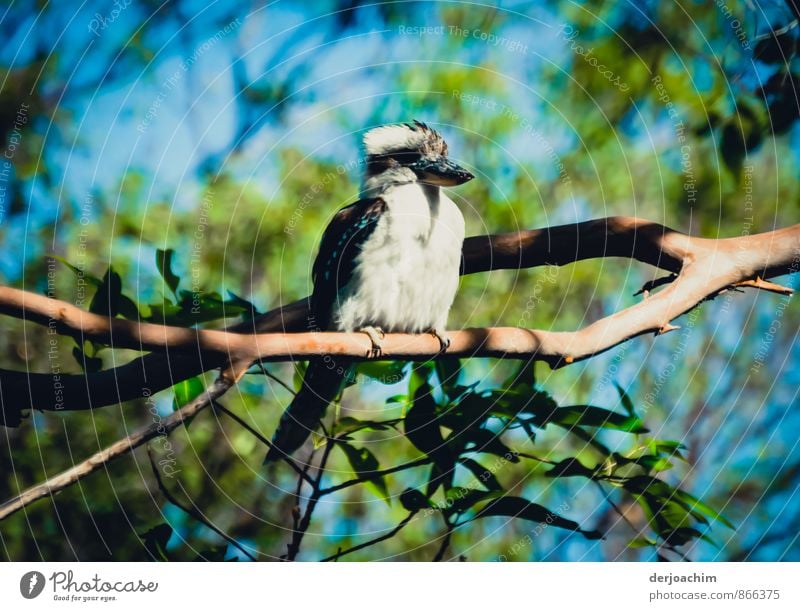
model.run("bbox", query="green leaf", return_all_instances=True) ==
[139,523,172,561]
[337,442,390,502]
[336,416,401,436]
[172,377,205,410]
[673,489,735,529]
[545,457,598,479]
[225,290,260,318]
[356,361,408,385]
[615,382,636,417]
[627,536,657,549]
[89,268,123,317]
[547,405,648,433]
[50,255,103,287]
[156,248,181,297]
[470,497,603,540]
[408,361,435,397]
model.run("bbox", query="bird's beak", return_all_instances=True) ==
[410,156,474,186]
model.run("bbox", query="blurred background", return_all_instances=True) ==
[1,0,799,561]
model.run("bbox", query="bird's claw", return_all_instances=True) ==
[430,329,451,353]
[359,326,385,358]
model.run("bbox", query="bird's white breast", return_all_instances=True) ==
[333,183,465,334]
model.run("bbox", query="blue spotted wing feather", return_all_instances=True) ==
[265,197,387,463]
[310,197,387,330]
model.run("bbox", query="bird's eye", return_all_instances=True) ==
[393,151,422,165]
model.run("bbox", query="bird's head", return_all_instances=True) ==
[361,121,474,195]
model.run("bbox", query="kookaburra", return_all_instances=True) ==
[265,121,474,462]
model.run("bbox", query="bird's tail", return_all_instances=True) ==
[264,359,350,463]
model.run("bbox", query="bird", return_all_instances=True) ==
[265,121,474,463]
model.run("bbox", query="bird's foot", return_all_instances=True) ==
[359,326,385,358]
[429,328,451,353]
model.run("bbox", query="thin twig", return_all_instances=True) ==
[0,373,238,521]
[286,437,334,561]
[212,401,313,486]
[254,362,297,396]
[321,511,418,561]
[432,521,455,562]
[319,457,431,496]
[146,446,257,561]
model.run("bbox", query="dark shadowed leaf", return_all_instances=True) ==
[545,457,597,479]
[457,428,519,462]
[405,384,454,495]
[156,248,181,297]
[435,358,462,397]
[615,382,636,417]
[458,457,503,491]
[89,268,123,317]
[72,345,103,373]
[139,523,172,561]
[336,416,401,436]
[470,497,603,540]
[400,488,431,511]
[548,405,648,433]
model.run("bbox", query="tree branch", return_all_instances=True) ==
[0,363,247,521]
[1,217,798,426]
[321,511,418,561]
[146,446,258,561]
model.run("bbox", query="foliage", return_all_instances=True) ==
[1,0,799,561]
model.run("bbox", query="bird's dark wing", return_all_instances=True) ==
[265,197,387,464]
[310,197,387,329]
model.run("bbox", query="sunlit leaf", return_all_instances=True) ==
[337,442,390,502]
